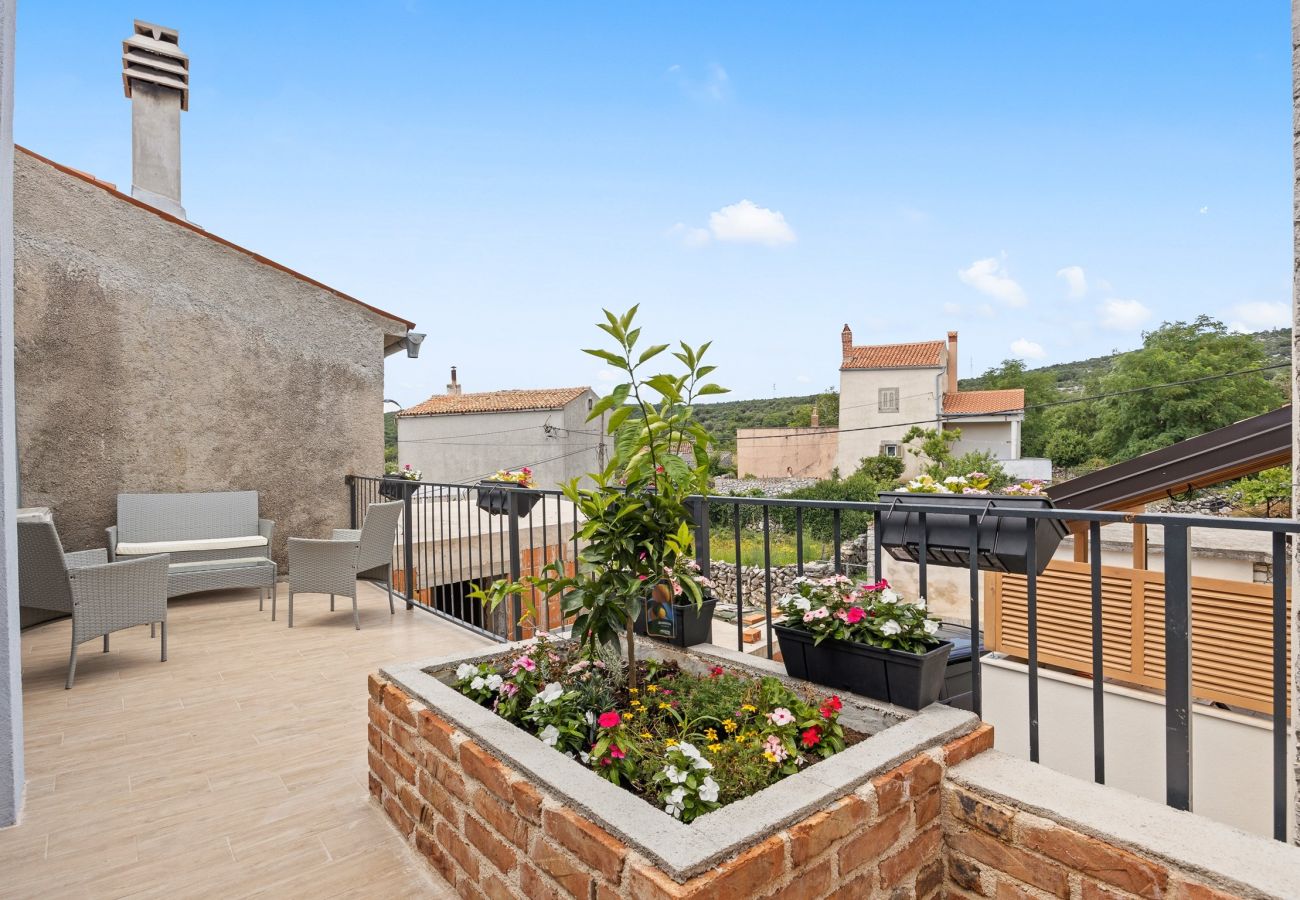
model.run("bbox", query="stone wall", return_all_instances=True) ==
[367,672,992,900]
[13,149,409,567]
[707,532,874,609]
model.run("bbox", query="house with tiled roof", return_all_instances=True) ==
[397,369,605,489]
[736,325,1040,480]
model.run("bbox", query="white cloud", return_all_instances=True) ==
[957,256,1027,307]
[942,302,962,316]
[707,200,796,246]
[668,63,730,102]
[794,374,812,384]
[976,303,996,318]
[666,222,712,248]
[1099,298,1151,331]
[1225,301,1288,333]
[1010,338,1046,360]
[1199,206,1209,214]
[1056,265,1087,299]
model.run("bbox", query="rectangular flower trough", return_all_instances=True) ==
[367,638,988,899]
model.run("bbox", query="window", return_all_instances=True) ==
[881,442,901,458]
[879,387,899,413]
[587,397,594,412]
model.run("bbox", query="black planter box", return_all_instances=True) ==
[774,624,952,710]
[379,475,420,500]
[476,481,541,517]
[877,491,1067,576]
[634,585,718,648]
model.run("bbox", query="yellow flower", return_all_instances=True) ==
[640,732,652,739]
[629,687,639,694]
[630,700,642,708]
[763,751,777,763]
[741,704,757,713]
[722,719,737,733]
[622,712,633,721]
[708,743,723,753]
[646,685,659,693]
[658,702,671,711]
[734,735,746,745]
[704,728,718,742]
[665,738,677,747]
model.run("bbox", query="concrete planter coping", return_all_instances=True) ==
[380,636,978,881]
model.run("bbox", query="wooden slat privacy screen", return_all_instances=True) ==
[986,561,1291,715]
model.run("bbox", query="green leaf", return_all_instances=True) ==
[583,348,627,367]
[637,343,669,365]
[697,383,729,396]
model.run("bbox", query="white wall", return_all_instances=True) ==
[397,394,605,490]
[980,657,1295,841]
[948,419,1020,460]
[0,0,19,828]
[836,367,941,478]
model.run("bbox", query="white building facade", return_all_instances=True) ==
[397,371,606,490]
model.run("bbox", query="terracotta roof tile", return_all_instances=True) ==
[841,340,945,370]
[399,387,590,417]
[942,389,1025,415]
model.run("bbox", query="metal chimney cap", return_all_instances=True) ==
[122,20,189,111]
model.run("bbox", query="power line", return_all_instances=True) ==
[733,363,1289,442]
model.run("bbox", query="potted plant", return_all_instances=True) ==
[773,576,951,710]
[476,467,541,517]
[380,463,422,499]
[878,472,1066,575]
[634,558,719,647]
[473,305,726,689]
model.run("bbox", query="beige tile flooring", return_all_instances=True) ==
[1,581,494,898]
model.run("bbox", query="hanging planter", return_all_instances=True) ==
[476,481,541,517]
[877,489,1066,576]
[634,580,718,648]
[774,625,953,710]
[379,474,421,500]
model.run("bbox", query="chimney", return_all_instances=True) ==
[946,331,959,396]
[810,406,820,427]
[841,324,853,362]
[446,366,462,396]
[122,21,189,219]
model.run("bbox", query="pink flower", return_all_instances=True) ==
[598,711,621,729]
[500,682,519,698]
[846,607,866,624]
[509,655,536,674]
[767,707,795,727]
[802,608,829,622]
[610,746,626,759]
[834,610,849,622]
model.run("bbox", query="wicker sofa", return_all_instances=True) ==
[108,491,276,600]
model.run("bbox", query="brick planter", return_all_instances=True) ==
[367,639,987,899]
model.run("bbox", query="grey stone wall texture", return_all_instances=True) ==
[12,149,409,570]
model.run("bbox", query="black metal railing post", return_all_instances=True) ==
[1026,529,1039,763]
[1164,524,1193,812]
[402,487,415,611]
[346,475,358,530]
[508,495,523,641]
[1089,520,1105,785]
[1271,531,1287,842]
[691,496,711,577]
[968,513,982,717]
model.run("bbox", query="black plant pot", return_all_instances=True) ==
[634,583,718,647]
[379,475,420,500]
[877,491,1066,576]
[476,481,542,517]
[774,623,952,710]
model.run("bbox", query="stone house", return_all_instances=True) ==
[13,22,418,577]
[397,371,606,489]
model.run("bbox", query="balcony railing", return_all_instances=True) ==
[348,475,1297,841]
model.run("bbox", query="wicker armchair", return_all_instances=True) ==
[284,500,403,629]
[18,518,170,688]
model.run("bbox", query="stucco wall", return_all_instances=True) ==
[836,367,941,478]
[948,419,1019,460]
[13,152,405,567]
[734,427,837,478]
[398,394,604,490]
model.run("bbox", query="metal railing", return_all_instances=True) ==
[348,475,1297,840]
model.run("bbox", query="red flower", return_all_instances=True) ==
[598,711,621,728]
[846,607,866,624]
[710,666,724,678]
[819,696,842,719]
[801,726,822,748]
[610,746,626,759]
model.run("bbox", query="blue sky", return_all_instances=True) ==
[14,3,1292,406]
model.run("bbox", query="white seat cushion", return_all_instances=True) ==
[116,535,268,556]
[167,557,275,573]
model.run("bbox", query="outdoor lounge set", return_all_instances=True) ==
[16,491,403,687]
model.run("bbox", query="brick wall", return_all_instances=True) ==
[367,672,993,900]
[942,782,1252,899]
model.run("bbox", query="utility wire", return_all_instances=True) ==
[733,363,1289,442]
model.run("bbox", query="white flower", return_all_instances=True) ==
[579,751,590,764]
[881,620,902,636]
[768,707,795,726]
[665,786,687,818]
[691,756,713,771]
[880,589,899,605]
[585,710,595,725]
[663,765,688,785]
[455,663,478,681]
[922,619,939,635]
[915,596,926,609]
[540,725,560,746]
[535,682,564,704]
[485,673,503,692]
[943,476,966,485]
[698,776,719,803]
[470,676,486,691]
[793,596,812,612]
[677,742,701,760]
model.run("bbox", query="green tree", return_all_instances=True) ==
[787,389,840,428]
[968,359,1060,457]
[1092,316,1284,461]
